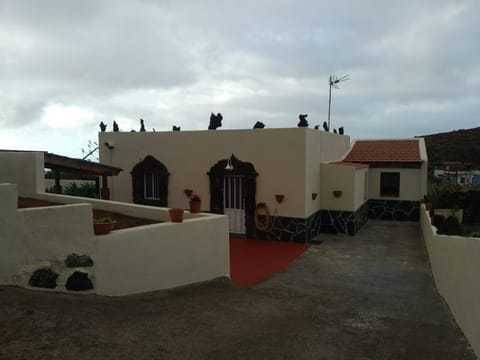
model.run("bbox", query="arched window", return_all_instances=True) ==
[131,155,169,207]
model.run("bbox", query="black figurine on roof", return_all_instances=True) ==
[140,119,146,132]
[172,125,180,131]
[339,126,344,135]
[253,121,265,129]
[297,114,308,127]
[322,121,329,132]
[99,121,107,132]
[113,121,119,132]
[208,113,223,130]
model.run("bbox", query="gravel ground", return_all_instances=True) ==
[0,221,476,360]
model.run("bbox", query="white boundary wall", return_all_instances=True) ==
[420,206,480,357]
[0,184,229,295]
[0,151,45,195]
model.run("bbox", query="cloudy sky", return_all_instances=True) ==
[1,0,479,158]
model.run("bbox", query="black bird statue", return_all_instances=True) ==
[172,125,181,131]
[322,121,329,132]
[113,121,119,132]
[333,128,337,134]
[99,121,107,132]
[314,125,320,129]
[140,119,146,132]
[208,113,223,130]
[339,126,344,135]
[253,121,265,129]
[297,114,309,127]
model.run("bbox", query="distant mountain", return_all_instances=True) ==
[418,127,480,167]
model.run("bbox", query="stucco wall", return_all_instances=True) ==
[0,151,45,195]
[368,167,422,201]
[420,207,480,357]
[100,128,350,219]
[354,168,369,210]
[95,215,229,296]
[0,184,18,283]
[305,130,351,217]
[320,163,361,211]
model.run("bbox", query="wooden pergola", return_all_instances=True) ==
[44,152,122,200]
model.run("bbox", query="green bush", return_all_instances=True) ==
[63,182,98,198]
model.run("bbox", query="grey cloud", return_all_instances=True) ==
[0,0,479,157]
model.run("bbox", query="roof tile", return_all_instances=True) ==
[344,140,421,163]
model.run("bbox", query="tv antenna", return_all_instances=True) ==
[327,74,349,131]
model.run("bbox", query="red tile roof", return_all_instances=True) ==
[330,161,369,169]
[344,140,422,163]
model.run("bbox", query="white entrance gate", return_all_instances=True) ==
[224,175,245,234]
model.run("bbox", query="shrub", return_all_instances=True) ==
[63,182,98,198]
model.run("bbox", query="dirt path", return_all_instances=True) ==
[0,221,476,359]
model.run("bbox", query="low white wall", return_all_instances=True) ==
[0,187,230,295]
[16,204,95,263]
[420,207,480,357]
[33,192,204,222]
[0,151,45,195]
[95,215,229,296]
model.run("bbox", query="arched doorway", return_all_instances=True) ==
[208,155,257,237]
[131,155,169,207]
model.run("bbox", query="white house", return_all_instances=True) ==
[99,128,428,241]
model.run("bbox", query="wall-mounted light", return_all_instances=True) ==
[104,141,114,150]
[275,194,285,203]
[225,155,234,171]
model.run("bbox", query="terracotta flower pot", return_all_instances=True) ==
[333,190,342,198]
[93,221,116,235]
[169,208,184,223]
[189,200,201,213]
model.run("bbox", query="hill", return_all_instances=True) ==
[418,127,480,167]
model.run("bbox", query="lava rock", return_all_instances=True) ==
[65,272,94,291]
[28,268,59,289]
[64,254,94,268]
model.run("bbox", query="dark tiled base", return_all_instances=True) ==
[254,202,370,243]
[368,199,420,221]
[319,201,369,236]
[251,200,418,242]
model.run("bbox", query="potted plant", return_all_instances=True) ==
[189,193,202,213]
[93,217,116,235]
[169,208,184,222]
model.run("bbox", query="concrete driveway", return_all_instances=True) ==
[0,221,476,359]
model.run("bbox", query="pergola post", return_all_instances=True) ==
[100,175,110,200]
[54,171,62,194]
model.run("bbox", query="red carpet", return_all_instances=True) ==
[229,237,310,287]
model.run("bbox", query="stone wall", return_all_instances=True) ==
[368,199,420,221]
[254,202,370,243]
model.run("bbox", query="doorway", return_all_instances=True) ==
[224,175,245,234]
[208,154,257,237]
